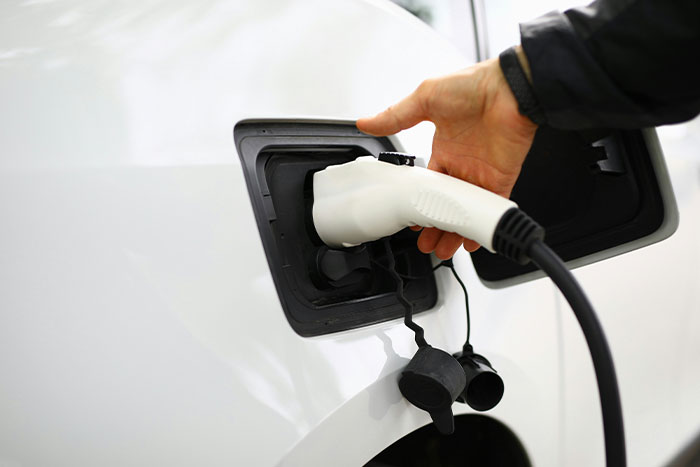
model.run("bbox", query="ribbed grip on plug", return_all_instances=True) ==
[492,208,545,265]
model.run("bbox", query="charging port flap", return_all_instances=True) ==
[471,127,678,287]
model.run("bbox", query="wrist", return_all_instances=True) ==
[498,46,545,125]
[514,45,532,83]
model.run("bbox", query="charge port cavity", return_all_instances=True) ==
[234,121,437,336]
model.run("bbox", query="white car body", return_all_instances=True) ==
[1,1,699,466]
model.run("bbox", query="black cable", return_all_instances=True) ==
[374,255,472,348]
[444,261,471,346]
[383,238,428,348]
[370,258,444,281]
[528,240,626,467]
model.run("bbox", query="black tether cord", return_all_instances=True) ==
[383,238,428,348]
[373,254,472,349]
[528,240,626,467]
[442,260,471,347]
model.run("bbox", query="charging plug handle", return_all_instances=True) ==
[312,157,516,252]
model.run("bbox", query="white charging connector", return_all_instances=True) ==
[312,156,517,251]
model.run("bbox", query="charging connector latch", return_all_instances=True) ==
[378,151,416,166]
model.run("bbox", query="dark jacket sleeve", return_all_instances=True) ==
[520,0,700,129]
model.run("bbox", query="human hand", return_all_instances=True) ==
[357,53,537,259]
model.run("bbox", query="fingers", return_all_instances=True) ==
[416,226,482,258]
[463,239,480,253]
[417,228,464,260]
[357,83,430,136]
[417,227,442,254]
[427,157,445,173]
[434,232,464,260]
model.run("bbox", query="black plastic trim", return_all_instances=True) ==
[234,120,437,337]
[471,127,665,282]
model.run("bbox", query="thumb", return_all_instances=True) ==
[357,84,429,136]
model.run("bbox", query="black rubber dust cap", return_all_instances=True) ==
[455,351,505,412]
[398,346,467,435]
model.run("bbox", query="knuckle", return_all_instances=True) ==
[418,77,434,90]
[416,78,435,111]
[416,79,433,97]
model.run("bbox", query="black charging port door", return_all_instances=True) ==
[471,126,677,286]
[234,120,437,337]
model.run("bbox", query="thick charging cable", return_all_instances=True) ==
[529,240,626,466]
[493,208,626,467]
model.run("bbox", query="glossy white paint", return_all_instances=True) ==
[0,1,562,466]
[1,0,698,466]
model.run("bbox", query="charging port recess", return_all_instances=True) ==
[234,120,437,337]
[470,126,673,286]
